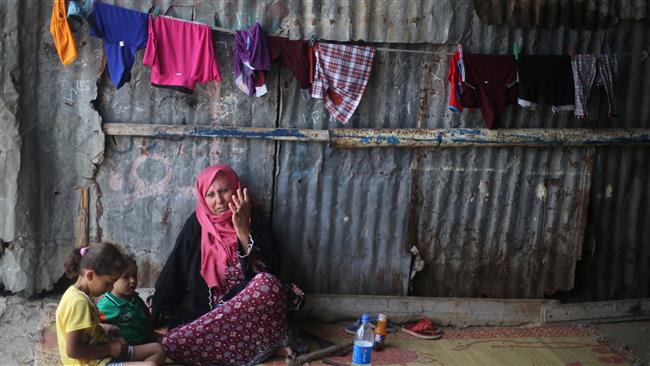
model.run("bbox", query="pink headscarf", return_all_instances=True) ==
[195,165,241,290]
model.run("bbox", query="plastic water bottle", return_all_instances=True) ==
[351,314,374,366]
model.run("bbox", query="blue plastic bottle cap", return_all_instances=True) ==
[362,314,369,323]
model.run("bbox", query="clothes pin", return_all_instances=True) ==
[149,5,160,20]
[513,36,523,60]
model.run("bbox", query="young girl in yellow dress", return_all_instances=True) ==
[56,242,165,366]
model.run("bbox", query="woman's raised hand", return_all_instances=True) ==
[229,187,251,239]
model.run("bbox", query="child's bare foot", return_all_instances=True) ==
[276,346,295,358]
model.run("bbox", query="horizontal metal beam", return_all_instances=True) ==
[103,123,650,147]
[102,123,330,142]
[331,128,650,147]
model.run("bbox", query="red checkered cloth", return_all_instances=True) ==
[311,43,376,123]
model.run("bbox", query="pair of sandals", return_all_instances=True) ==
[345,317,443,340]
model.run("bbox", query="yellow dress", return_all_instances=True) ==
[55,286,111,366]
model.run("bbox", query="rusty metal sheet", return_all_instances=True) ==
[2,0,649,300]
[273,143,414,295]
[410,147,595,298]
[475,0,620,29]
[574,147,650,300]
[272,51,419,294]
[103,0,473,43]
[204,0,473,43]
[93,137,276,286]
[474,0,648,29]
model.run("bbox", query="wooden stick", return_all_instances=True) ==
[323,359,350,366]
[75,186,89,248]
[285,341,353,366]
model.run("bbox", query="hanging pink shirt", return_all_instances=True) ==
[143,15,221,93]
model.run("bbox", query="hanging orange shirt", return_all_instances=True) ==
[50,0,78,65]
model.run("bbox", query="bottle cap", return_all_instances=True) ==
[377,313,387,321]
[361,314,369,323]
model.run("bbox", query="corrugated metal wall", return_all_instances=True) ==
[575,147,650,301]
[410,147,594,298]
[89,0,650,299]
[2,0,647,299]
[474,0,649,28]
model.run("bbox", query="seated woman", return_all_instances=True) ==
[151,164,293,365]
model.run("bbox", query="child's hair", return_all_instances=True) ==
[64,242,128,279]
[123,253,137,271]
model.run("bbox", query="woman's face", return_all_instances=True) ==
[205,173,234,215]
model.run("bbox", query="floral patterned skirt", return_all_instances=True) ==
[162,273,289,366]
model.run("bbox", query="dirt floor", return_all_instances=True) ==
[594,321,650,364]
[1,294,648,366]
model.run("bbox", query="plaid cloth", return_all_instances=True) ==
[311,43,376,123]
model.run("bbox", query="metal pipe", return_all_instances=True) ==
[103,123,650,147]
[331,128,650,147]
[103,123,330,142]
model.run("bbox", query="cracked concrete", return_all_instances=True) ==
[0,295,59,366]
[1,0,105,295]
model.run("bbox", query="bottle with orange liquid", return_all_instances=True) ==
[373,313,388,350]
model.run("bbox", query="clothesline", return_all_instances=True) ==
[159,15,648,58]
[53,1,645,129]
[160,13,447,55]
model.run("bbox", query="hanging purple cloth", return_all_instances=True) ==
[234,22,271,96]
